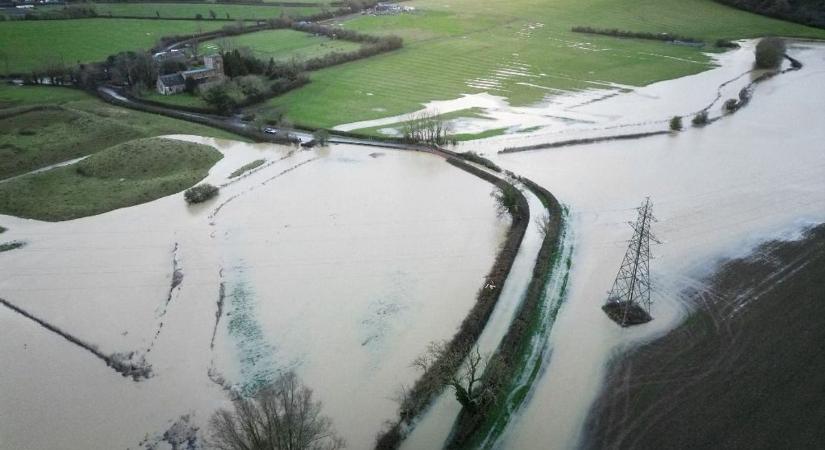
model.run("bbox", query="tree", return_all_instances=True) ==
[669,115,682,131]
[412,342,499,413]
[202,82,243,114]
[208,371,345,450]
[755,37,786,69]
[491,184,522,217]
[401,110,452,145]
[210,9,217,20]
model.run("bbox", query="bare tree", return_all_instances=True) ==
[412,342,500,413]
[401,110,453,145]
[208,371,346,450]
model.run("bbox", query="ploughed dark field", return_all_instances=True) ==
[583,223,825,450]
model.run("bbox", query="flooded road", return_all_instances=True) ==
[476,40,825,449]
[0,141,508,449]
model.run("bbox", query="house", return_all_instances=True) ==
[156,54,225,95]
[156,73,186,95]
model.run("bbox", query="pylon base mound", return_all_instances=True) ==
[602,301,652,327]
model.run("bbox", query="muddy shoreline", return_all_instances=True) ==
[583,223,825,450]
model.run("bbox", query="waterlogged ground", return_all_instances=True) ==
[337,40,773,143]
[0,140,509,449]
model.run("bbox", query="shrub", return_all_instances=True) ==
[755,37,786,69]
[184,183,219,204]
[491,184,522,217]
[313,129,330,145]
[724,98,739,113]
[669,116,683,131]
[692,110,709,126]
[715,39,739,48]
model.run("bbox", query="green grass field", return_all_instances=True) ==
[0,137,222,221]
[0,19,225,74]
[90,3,321,20]
[199,29,362,61]
[0,85,241,180]
[141,91,211,110]
[262,0,825,128]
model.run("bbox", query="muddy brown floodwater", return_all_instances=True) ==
[584,223,825,450]
[0,141,508,449]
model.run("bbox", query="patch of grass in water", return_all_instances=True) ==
[452,127,509,142]
[229,159,266,178]
[225,277,277,396]
[0,137,222,221]
[0,241,24,252]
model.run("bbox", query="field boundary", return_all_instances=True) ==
[374,155,530,449]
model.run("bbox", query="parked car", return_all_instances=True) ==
[263,127,278,134]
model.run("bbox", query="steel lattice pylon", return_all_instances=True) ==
[602,197,659,327]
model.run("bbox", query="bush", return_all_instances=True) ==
[715,39,739,49]
[184,183,219,204]
[669,116,683,131]
[724,98,739,113]
[692,110,709,126]
[313,129,330,145]
[755,37,786,69]
[491,184,522,217]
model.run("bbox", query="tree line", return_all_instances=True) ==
[571,26,704,45]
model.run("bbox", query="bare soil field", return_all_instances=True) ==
[584,223,825,450]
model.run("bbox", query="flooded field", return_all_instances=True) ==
[1,34,824,450]
[0,141,509,449]
[480,40,825,448]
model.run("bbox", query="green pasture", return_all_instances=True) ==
[199,29,362,61]
[0,137,222,221]
[0,85,241,180]
[0,19,225,74]
[90,2,321,20]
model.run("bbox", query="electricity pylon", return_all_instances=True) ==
[602,197,659,327]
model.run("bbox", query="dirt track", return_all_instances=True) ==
[583,223,825,450]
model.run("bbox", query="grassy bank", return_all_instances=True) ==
[0,19,225,74]
[0,85,242,180]
[584,223,825,449]
[0,137,222,221]
[265,0,825,128]
[199,28,362,61]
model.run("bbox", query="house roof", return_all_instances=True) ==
[158,73,185,87]
[182,67,212,76]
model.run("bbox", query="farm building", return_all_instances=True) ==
[155,54,225,95]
